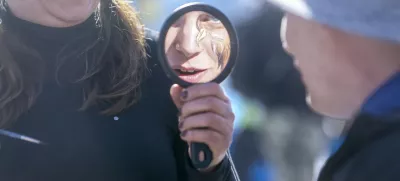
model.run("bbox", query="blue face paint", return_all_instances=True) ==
[361,72,400,116]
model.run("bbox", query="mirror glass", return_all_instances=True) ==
[164,11,231,83]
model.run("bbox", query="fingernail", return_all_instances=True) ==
[180,89,188,100]
[181,131,187,137]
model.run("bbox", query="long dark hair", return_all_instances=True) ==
[0,0,147,127]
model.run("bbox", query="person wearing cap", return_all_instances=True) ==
[266,0,400,180]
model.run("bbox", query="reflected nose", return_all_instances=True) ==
[176,22,203,58]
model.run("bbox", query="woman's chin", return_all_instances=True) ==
[42,0,98,27]
[201,73,218,83]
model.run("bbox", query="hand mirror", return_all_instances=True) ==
[158,2,238,169]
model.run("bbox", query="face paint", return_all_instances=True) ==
[211,33,225,67]
[196,26,228,68]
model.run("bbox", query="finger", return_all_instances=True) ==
[179,112,233,135]
[180,96,234,120]
[181,83,229,103]
[170,84,184,109]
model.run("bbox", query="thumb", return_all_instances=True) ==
[170,84,184,109]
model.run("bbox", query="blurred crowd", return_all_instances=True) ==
[134,0,347,181]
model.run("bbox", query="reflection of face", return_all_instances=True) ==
[165,11,230,83]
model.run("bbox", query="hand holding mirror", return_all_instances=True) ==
[158,2,238,169]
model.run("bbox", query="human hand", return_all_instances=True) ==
[170,83,235,171]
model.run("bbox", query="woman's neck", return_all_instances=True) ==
[6,0,99,28]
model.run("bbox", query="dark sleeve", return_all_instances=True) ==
[174,135,240,181]
[338,131,400,181]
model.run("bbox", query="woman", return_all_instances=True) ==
[0,0,239,180]
[165,11,230,83]
[267,0,400,180]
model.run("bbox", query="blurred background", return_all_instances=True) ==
[132,0,348,180]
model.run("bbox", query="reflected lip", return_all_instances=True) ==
[173,67,208,83]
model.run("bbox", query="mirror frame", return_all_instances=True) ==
[157,2,239,88]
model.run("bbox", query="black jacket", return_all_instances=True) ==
[0,11,239,181]
[318,113,400,181]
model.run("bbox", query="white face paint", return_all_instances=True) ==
[280,16,288,52]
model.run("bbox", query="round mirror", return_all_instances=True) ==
[157,2,239,169]
[165,11,231,83]
[158,2,238,87]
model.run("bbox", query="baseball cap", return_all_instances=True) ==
[266,0,400,43]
